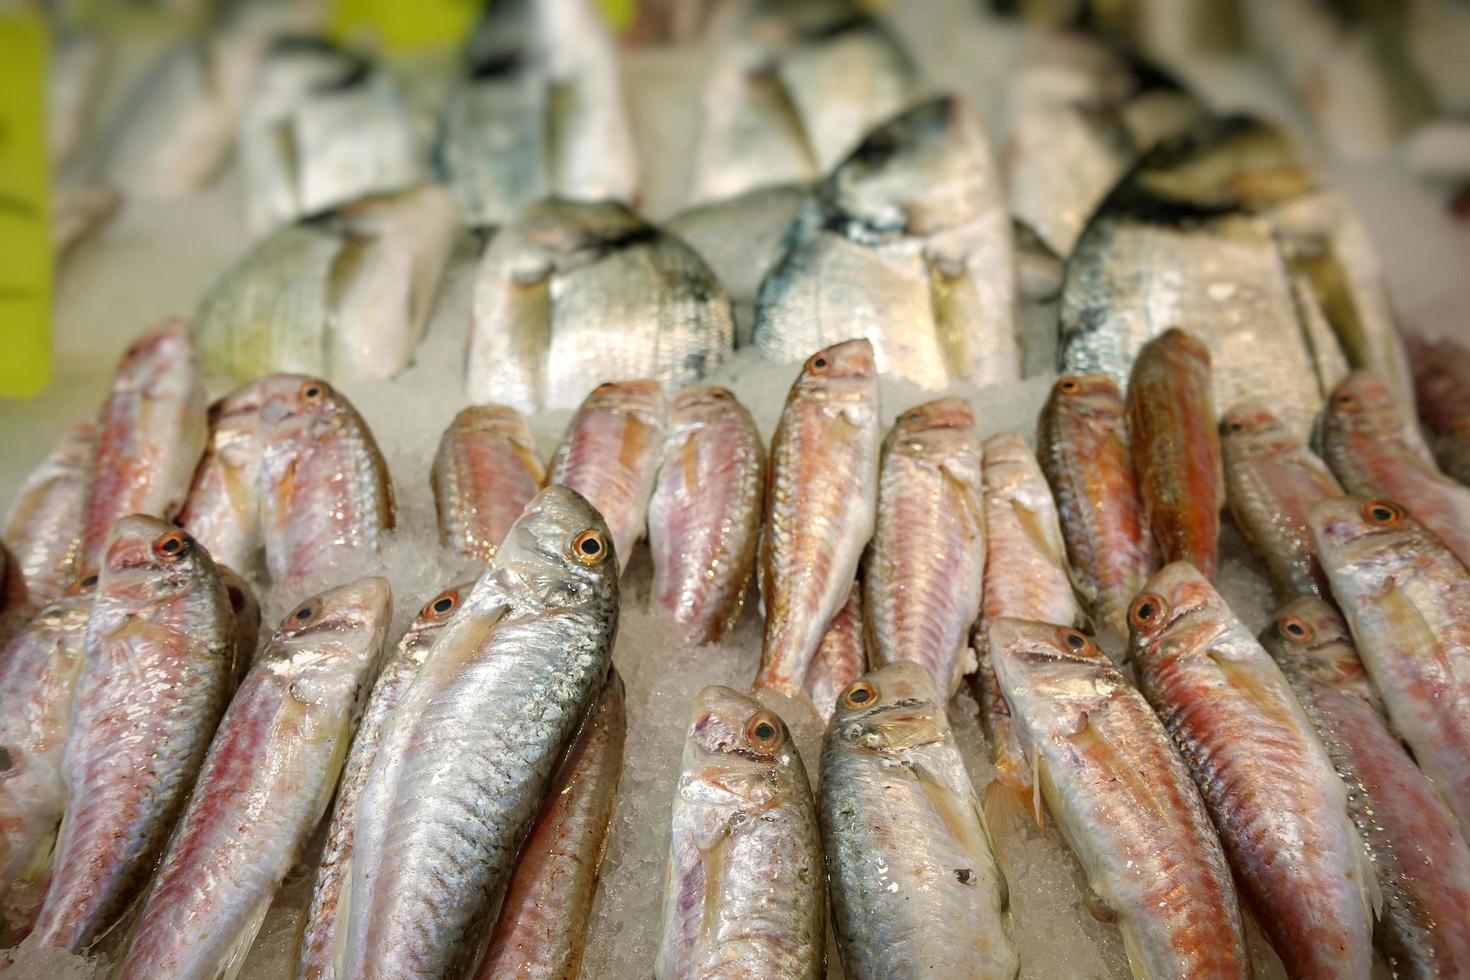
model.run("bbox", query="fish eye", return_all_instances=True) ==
[1279,615,1313,642]
[1362,500,1403,526]
[80,573,98,588]
[1129,594,1168,629]
[292,603,315,623]
[152,530,192,559]
[1333,391,1357,410]
[842,680,877,709]
[708,388,731,400]
[808,353,829,373]
[1222,416,1248,434]
[572,529,609,564]
[423,589,460,619]
[744,710,783,751]
[1057,377,1082,395]
[1057,627,1090,651]
[593,382,617,395]
[300,381,325,402]
[904,409,923,422]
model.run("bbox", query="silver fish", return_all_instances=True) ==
[665,184,808,314]
[119,577,390,980]
[821,661,1016,979]
[342,486,619,978]
[4,420,94,604]
[431,405,545,565]
[756,96,1019,390]
[177,380,269,575]
[655,686,825,979]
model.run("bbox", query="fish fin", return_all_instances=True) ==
[981,773,1033,845]
[1356,829,1382,924]
[1030,751,1047,833]
[215,887,276,980]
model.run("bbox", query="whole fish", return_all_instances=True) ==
[119,577,390,980]
[1127,328,1223,580]
[649,386,764,643]
[1262,597,1470,977]
[1220,401,1342,598]
[298,581,472,980]
[970,638,1035,836]
[342,486,619,978]
[1037,374,1156,644]
[655,686,824,979]
[987,618,1250,979]
[821,661,1016,980]
[1130,561,1376,979]
[550,380,666,576]
[863,398,984,696]
[802,583,867,723]
[258,375,395,594]
[1407,334,1470,486]
[467,200,735,413]
[755,340,880,700]
[30,517,234,952]
[1319,370,1470,566]
[3,420,94,603]
[755,96,1018,390]
[431,405,545,564]
[665,184,807,311]
[1310,495,1470,839]
[79,320,208,579]
[177,380,268,575]
[981,431,1079,630]
[475,668,626,980]
[0,587,92,922]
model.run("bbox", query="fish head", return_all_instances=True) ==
[397,580,476,661]
[258,374,347,444]
[827,661,947,753]
[1134,116,1312,213]
[209,377,270,431]
[683,685,799,803]
[670,385,743,425]
[1309,495,1434,582]
[1128,561,1230,664]
[455,404,535,448]
[889,396,976,458]
[1043,374,1124,426]
[484,485,620,612]
[791,340,878,415]
[1260,596,1365,690]
[1220,400,1295,457]
[894,396,974,432]
[1142,327,1211,371]
[112,318,197,398]
[986,618,1115,697]
[268,576,391,684]
[97,515,219,608]
[577,379,667,427]
[1322,371,1402,440]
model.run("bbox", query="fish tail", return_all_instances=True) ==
[982,771,1039,843]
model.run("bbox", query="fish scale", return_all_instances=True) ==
[3,420,94,604]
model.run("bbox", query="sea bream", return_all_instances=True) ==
[341,486,619,978]
[177,379,269,575]
[431,405,544,564]
[119,577,390,980]
[3,420,94,603]
[755,96,1018,390]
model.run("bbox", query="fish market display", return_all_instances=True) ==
[664,184,807,312]
[802,584,866,723]
[649,386,764,643]
[1127,328,1223,581]
[342,486,618,978]
[178,379,268,575]
[692,0,917,202]
[820,661,1016,980]
[3,420,93,603]
[30,518,234,953]
[259,375,395,594]
[1036,374,1156,644]
[550,381,666,576]
[1407,334,1470,486]
[987,618,1250,978]
[1130,562,1375,979]
[298,581,470,980]
[79,320,208,579]
[755,340,880,701]
[431,405,545,564]
[476,669,625,980]
[1220,401,1342,598]
[0,588,92,927]
[755,96,1018,390]
[1320,370,1470,567]
[198,186,457,384]
[863,398,984,697]
[1261,597,1470,977]
[1311,495,1470,839]
[240,38,425,234]
[655,686,824,979]
[120,577,390,980]
[440,0,638,226]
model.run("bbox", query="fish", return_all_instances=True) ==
[118,577,390,980]
[177,380,269,575]
[0,587,92,927]
[29,517,234,953]
[1127,328,1224,581]
[474,668,626,980]
[649,386,765,643]
[1130,561,1376,979]
[431,405,545,564]
[820,661,1016,980]
[863,398,985,697]
[79,319,208,580]
[1220,400,1342,598]
[1036,374,1157,645]
[1319,370,1470,567]
[217,565,261,684]
[987,618,1250,979]
[297,581,471,980]
[654,686,825,979]
[981,431,1079,630]
[1262,596,1470,977]
[3,420,94,604]
[755,96,1019,390]
[258,375,395,594]
[466,199,735,413]
[197,185,458,384]
[755,340,880,700]
[1406,334,1470,486]
[1310,495,1470,840]
[341,485,619,978]
[802,582,867,723]
[550,380,667,576]
[664,184,808,313]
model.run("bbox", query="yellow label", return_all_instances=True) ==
[0,14,51,398]
[330,0,480,51]
[598,0,638,31]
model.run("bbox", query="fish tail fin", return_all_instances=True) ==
[983,771,1039,843]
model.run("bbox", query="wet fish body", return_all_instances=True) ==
[4,421,94,603]
[1407,335,1470,485]
[178,380,269,575]
[665,184,808,311]
[431,405,544,564]
[982,431,1078,629]
[802,583,867,723]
